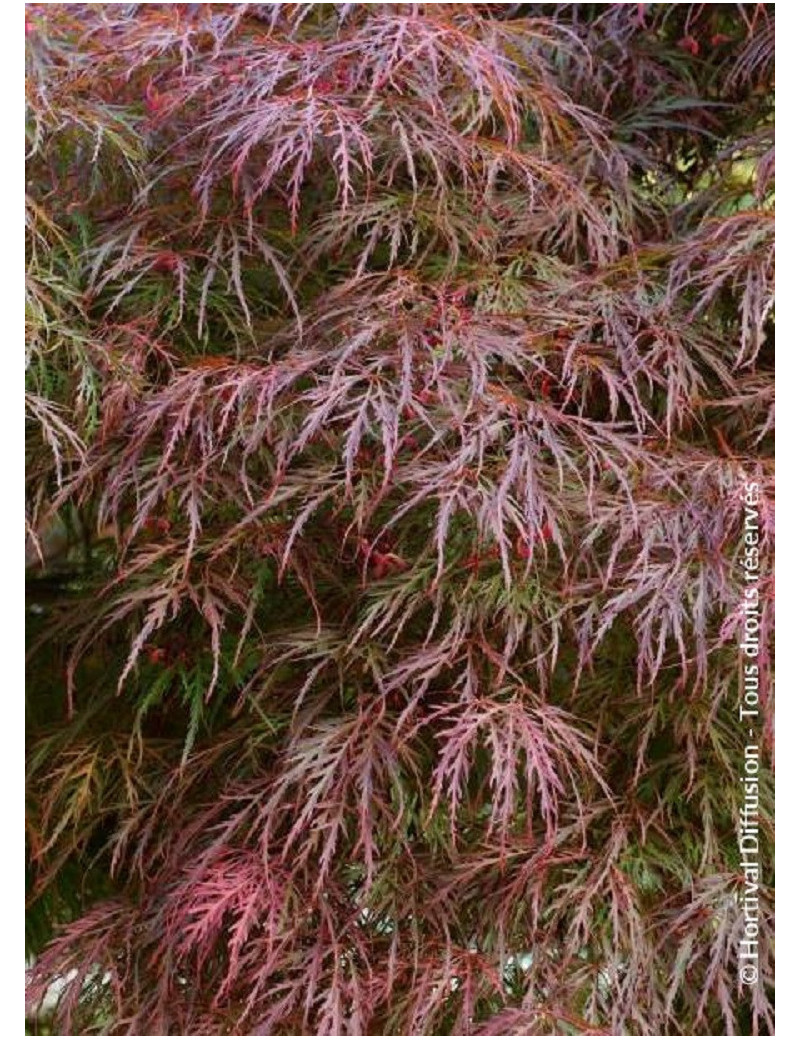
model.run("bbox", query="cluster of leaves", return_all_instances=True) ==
[26,3,774,1035]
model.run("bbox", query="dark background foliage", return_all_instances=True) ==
[25,3,774,1035]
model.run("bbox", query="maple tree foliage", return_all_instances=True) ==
[25,3,774,1035]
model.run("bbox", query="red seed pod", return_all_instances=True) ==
[464,552,482,574]
[144,81,164,114]
[678,36,700,56]
[371,551,407,578]
[152,251,179,273]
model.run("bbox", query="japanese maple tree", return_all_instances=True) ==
[26,3,774,1035]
